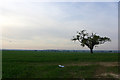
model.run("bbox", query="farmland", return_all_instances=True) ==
[2,50,119,79]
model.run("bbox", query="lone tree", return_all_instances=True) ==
[72,30,111,54]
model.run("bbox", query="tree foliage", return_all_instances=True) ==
[72,30,111,53]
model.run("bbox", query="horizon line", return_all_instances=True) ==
[1,49,119,51]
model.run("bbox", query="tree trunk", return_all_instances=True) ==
[90,49,93,54]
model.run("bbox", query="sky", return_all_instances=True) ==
[0,1,118,50]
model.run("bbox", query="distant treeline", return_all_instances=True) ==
[1,49,119,53]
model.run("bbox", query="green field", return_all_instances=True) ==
[2,50,119,79]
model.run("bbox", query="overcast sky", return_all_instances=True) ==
[1,1,118,50]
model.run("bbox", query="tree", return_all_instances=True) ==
[72,30,111,54]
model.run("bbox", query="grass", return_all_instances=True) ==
[2,50,119,78]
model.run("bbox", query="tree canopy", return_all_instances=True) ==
[72,30,111,53]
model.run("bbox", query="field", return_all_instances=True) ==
[2,50,119,79]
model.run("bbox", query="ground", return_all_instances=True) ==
[2,50,119,79]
